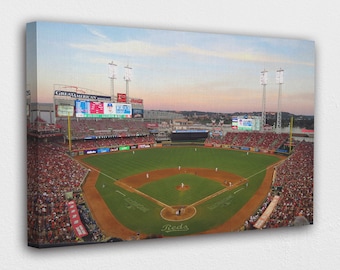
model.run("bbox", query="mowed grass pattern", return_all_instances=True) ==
[84,147,277,179]
[139,174,224,205]
[83,147,280,236]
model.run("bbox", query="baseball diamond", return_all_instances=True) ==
[78,147,284,239]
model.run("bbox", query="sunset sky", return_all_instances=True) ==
[26,21,315,115]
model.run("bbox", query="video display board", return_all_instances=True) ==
[132,108,144,118]
[237,119,253,131]
[56,105,75,117]
[231,116,261,131]
[232,117,238,130]
[75,100,132,118]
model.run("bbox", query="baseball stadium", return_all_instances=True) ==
[27,79,314,248]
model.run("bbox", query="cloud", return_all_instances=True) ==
[70,37,313,68]
[176,44,314,66]
[84,26,108,39]
[69,40,173,57]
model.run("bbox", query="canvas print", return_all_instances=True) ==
[26,21,314,248]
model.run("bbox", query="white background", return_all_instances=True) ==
[1,0,340,269]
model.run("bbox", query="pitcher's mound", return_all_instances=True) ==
[176,184,190,191]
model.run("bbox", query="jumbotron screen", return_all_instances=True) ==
[238,118,253,131]
[232,116,261,131]
[75,100,132,118]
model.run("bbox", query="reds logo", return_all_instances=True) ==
[161,224,189,233]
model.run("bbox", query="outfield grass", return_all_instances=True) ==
[83,147,279,236]
[84,147,276,179]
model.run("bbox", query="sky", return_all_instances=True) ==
[26,21,315,115]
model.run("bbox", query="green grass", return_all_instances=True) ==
[139,174,224,205]
[83,147,279,237]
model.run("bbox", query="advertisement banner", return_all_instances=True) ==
[115,104,132,115]
[97,148,110,153]
[117,93,127,103]
[147,123,158,128]
[119,146,130,151]
[89,101,104,114]
[138,144,151,149]
[54,90,111,101]
[275,149,289,153]
[75,100,132,118]
[75,100,89,117]
[84,149,97,154]
[130,98,143,104]
[67,201,88,238]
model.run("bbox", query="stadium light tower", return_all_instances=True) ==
[276,68,284,133]
[260,69,268,130]
[124,64,132,103]
[108,61,117,102]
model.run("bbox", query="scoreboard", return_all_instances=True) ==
[75,100,132,118]
[232,115,261,131]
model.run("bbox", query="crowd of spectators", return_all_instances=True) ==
[28,117,61,133]
[242,140,314,230]
[56,118,150,139]
[27,117,313,244]
[27,140,105,247]
[205,131,289,151]
[27,117,157,246]
[59,135,156,151]
[265,141,313,228]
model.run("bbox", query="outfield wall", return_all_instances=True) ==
[70,143,153,156]
[70,141,279,157]
[204,143,277,154]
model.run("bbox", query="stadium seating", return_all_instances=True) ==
[207,131,289,151]
[27,140,105,246]
[28,120,313,245]
[243,141,313,230]
[56,118,150,139]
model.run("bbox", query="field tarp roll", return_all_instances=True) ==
[253,195,280,229]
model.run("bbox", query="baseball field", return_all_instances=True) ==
[79,147,283,241]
